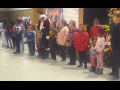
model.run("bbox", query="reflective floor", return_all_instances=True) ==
[0,35,113,81]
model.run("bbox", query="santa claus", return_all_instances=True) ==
[38,13,50,50]
[38,13,50,36]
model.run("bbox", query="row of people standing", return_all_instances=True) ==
[0,18,25,54]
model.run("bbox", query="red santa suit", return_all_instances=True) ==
[38,13,50,49]
[38,13,50,36]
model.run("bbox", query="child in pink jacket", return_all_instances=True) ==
[94,28,105,75]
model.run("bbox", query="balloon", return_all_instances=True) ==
[108,14,110,17]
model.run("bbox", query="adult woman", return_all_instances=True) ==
[57,19,69,64]
[3,18,12,48]
[66,20,78,65]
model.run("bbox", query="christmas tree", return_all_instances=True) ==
[108,8,120,25]
[103,8,120,35]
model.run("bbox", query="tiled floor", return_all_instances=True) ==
[0,35,113,81]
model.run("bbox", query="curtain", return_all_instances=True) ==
[83,8,110,34]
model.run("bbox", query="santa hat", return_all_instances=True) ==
[39,13,46,18]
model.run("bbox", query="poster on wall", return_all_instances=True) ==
[46,8,63,27]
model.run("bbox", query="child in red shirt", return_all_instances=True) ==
[90,18,104,41]
[74,24,89,68]
[9,22,15,50]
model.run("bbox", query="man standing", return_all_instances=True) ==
[38,13,50,48]
[111,12,120,80]
[19,19,25,51]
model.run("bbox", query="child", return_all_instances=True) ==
[90,18,104,41]
[9,22,15,50]
[89,39,97,72]
[74,24,89,68]
[41,27,47,59]
[26,25,35,56]
[66,20,78,65]
[94,28,105,75]
[36,31,42,58]
[49,30,57,62]
[57,19,69,64]
[13,19,22,54]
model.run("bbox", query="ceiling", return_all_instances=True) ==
[0,8,31,11]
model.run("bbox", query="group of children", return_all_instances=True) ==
[0,17,107,77]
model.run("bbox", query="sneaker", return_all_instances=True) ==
[60,60,67,64]
[67,62,71,65]
[37,55,41,58]
[6,46,9,49]
[77,64,83,68]
[109,72,114,76]
[111,76,119,81]
[11,47,15,50]
[13,52,20,54]
[51,60,56,62]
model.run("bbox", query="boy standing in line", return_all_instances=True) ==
[26,26,35,56]
[13,19,22,54]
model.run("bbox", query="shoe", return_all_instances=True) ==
[6,46,9,49]
[70,63,76,65]
[111,76,119,81]
[77,64,83,68]
[13,52,20,54]
[11,47,15,50]
[51,60,56,62]
[67,62,71,65]
[97,69,103,75]
[60,60,67,64]
[89,66,93,72]
[37,55,41,58]
[109,72,114,76]
[93,67,96,72]
[94,68,99,74]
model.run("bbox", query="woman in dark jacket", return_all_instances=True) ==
[3,18,12,48]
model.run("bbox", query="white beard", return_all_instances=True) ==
[39,17,46,30]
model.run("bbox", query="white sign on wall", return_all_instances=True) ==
[63,8,79,28]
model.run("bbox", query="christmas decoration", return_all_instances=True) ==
[108,8,120,25]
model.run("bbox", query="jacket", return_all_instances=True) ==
[50,36,57,49]
[110,22,116,34]
[111,23,120,53]
[66,27,78,47]
[26,31,35,41]
[95,37,105,53]
[38,18,50,35]
[90,25,104,38]
[3,23,10,35]
[90,46,96,58]
[74,31,89,52]
[57,26,69,46]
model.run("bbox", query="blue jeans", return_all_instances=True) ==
[20,35,24,51]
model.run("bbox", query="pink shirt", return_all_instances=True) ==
[95,37,105,52]
[57,26,69,46]
[20,24,25,33]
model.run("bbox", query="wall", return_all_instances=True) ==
[7,10,31,22]
[79,8,83,25]
[0,11,8,20]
